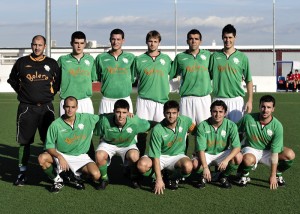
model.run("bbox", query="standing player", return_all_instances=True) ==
[7,35,61,186]
[209,24,253,123]
[38,96,100,193]
[137,100,196,194]
[57,31,97,115]
[294,69,300,92]
[94,99,152,190]
[134,30,172,155]
[95,29,135,114]
[170,29,212,125]
[192,100,242,189]
[236,95,295,189]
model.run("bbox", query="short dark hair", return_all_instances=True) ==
[71,31,86,43]
[164,100,179,113]
[210,100,227,113]
[114,99,130,111]
[187,29,202,40]
[64,96,78,106]
[259,95,276,107]
[32,35,46,45]
[146,30,161,42]
[110,28,125,40]
[222,24,236,37]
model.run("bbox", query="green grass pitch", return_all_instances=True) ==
[0,92,299,213]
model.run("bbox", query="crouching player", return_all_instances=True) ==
[192,100,242,189]
[38,96,100,193]
[236,95,295,189]
[137,100,196,194]
[94,99,152,190]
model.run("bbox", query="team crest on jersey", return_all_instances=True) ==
[44,65,50,72]
[178,126,183,133]
[122,58,129,64]
[221,130,226,137]
[200,55,207,60]
[267,129,273,137]
[160,59,166,65]
[84,60,90,66]
[78,123,84,130]
[126,127,133,133]
[233,57,239,64]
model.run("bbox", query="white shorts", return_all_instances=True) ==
[159,154,187,171]
[99,96,133,114]
[180,95,211,124]
[96,142,138,166]
[54,151,94,176]
[242,147,272,169]
[213,96,244,123]
[203,150,232,166]
[60,97,94,116]
[136,96,164,122]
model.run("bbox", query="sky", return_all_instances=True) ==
[0,0,299,48]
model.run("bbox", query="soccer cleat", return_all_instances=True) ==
[50,182,64,193]
[219,177,232,189]
[237,176,251,187]
[96,179,109,190]
[14,173,27,186]
[60,171,73,184]
[195,177,207,189]
[165,179,179,190]
[150,180,156,193]
[73,178,85,190]
[277,176,286,187]
[130,176,142,189]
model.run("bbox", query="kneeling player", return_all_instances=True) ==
[192,100,242,189]
[237,95,295,189]
[137,100,196,194]
[95,99,152,190]
[38,96,100,193]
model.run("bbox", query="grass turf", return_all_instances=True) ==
[0,92,299,213]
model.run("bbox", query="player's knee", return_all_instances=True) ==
[182,160,193,174]
[233,152,243,165]
[96,151,108,165]
[91,169,101,181]
[126,150,140,163]
[281,147,295,161]
[38,153,50,168]
[242,153,255,166]
[137,157,151,173]
[192,158,199,171]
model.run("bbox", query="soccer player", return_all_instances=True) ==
[94,99,152,190]
[134,30,172,155]
[192,100,242,189]
[7,35,61,186]
[170,29,212,125]
[137,100,196,194]
[95,28,135,114]
[57,31,97,115]
[209,24,253,123]
[38,96,100,193]
[236,95,295,189]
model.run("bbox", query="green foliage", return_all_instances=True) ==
[0,92,299,214]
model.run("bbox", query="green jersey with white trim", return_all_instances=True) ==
[45,113,99,156]
[209,50,252,98]
[170,50,212,97]
[149,115,193,158]
[134,52,172,103]
[196,118,240,155]
[237,113,283,153]
[58,54,97,99]
[95,114,150,147]
[95,51,135,98]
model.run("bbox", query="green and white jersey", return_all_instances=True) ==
[209,50,252,98]
[95,114,150,147]
[45,113,99,156]
[149,115,194,158]
[195,118,240,155]
[95,51,135,99]
[134,52,172,103]
[169,50,212,97]
[237,113,283,153]
[57,54,97,99]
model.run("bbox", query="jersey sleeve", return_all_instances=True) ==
[91,58,98,82]
[7,60,21,93]
[45,123,58,150]
[271,123,284,153]
[95,54,102,82]
[135,116,151,133]
[169,55,179,79]
[195,123,207,152]
[242,55,252,83]
[229,122,241,148]
[148,127,162,158]
[94,114,105,137]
